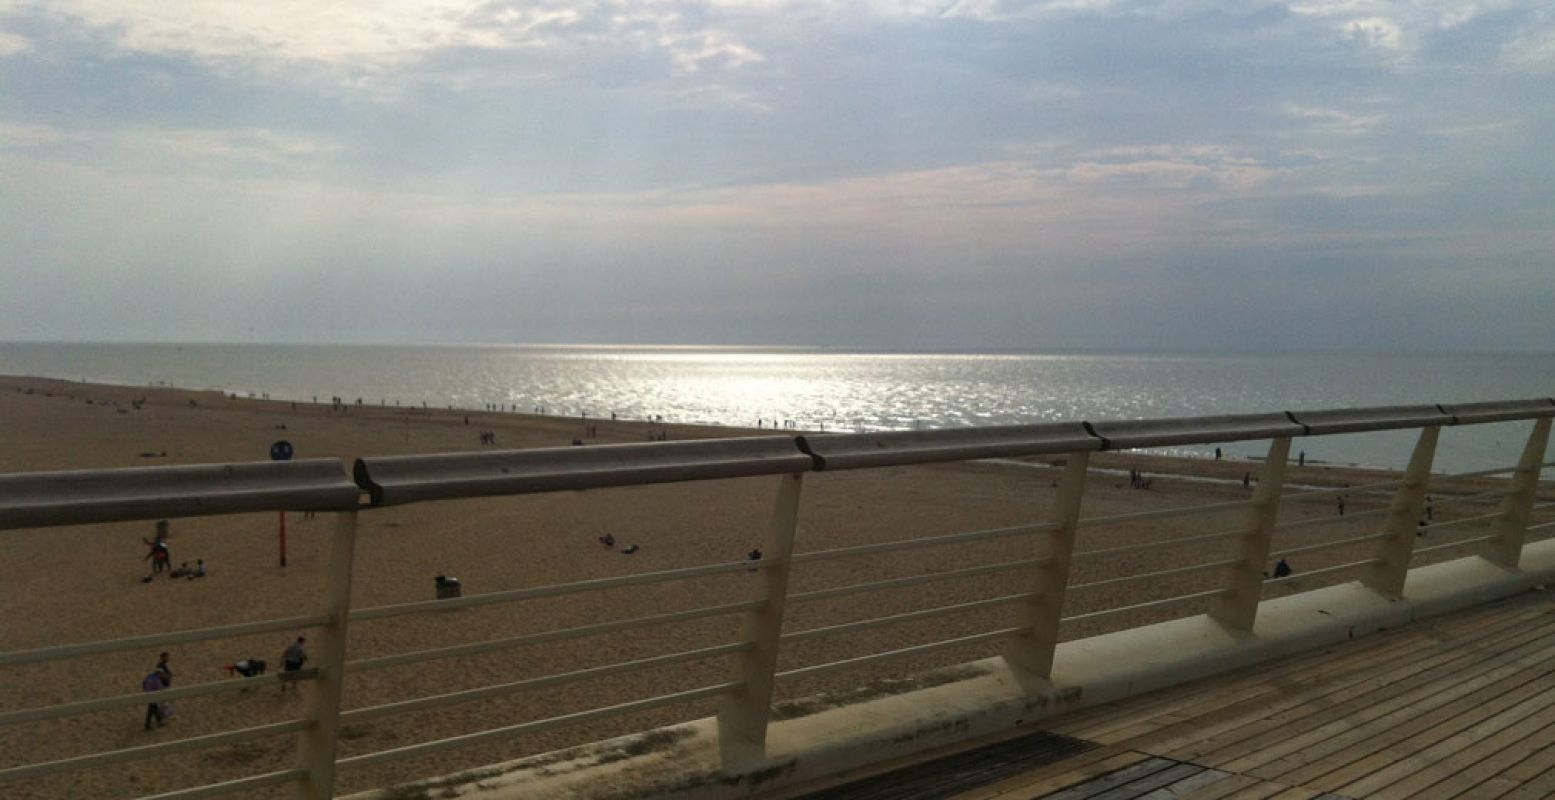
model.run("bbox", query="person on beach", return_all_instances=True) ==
[142,669,167,730]
[1273,558,1292,578]
[155,652,172,687]
[281,636,308,690]
[143,520,171,573]
[1337,495,1346,515]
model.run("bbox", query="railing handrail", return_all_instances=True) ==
[3,400,1549,521]
[0,458,361,530]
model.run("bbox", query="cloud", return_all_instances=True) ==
[1285,104,1385,134]
[0,29,29,55]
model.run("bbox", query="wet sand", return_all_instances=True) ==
[0,375,1539,799]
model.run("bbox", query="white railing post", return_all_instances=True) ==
[295,510,358,800]
[1211,437,1290,631]
[1003,451,1089,682]
[717,472,803,767]
[1364,426,1438,597]
[1486,418,1551,568]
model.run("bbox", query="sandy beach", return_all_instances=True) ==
[0,375,1544,799]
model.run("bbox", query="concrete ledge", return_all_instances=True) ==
[344,542,1555,800]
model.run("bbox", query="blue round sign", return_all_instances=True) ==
[270,440,294,461]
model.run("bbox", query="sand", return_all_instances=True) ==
[0,375,1545,799]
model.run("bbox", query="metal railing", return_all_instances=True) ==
[1,398,1552,798]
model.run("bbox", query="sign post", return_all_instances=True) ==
[270,440,294,567]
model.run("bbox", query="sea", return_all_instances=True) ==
[3,342,1553,474]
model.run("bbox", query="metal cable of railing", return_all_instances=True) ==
[790,521,1058,564]
[0,613,331,667]
[1073,528,1249,559]
[1262,557,1381,585]
[774,626,1031,682]
[1060,588,1230,625]
[1068,559,1243,593]
[1269,532,1391,560]
[1272,506,1392,532]
[781,594,1036,644]
[788,559,1047,603]
[342,642,751,724]
[0,719,309,784]
[1414,510,1504,534]
[1075,498,1251,530]
[136,769,309,800]
[350,559,759,622]
[347,601,760,673]
[0,668,320,727]
[1413,535,1502,557]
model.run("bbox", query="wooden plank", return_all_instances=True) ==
[1054,598,1542,742]
[1087,762,1205,800]
[1174,774,1266,800]
[1156,617,1555,768]
[1488,756,1555,800]
[1039,757,1180,800]
[1358,685,1555,799]
[1214,780,1293,800]
[939,743,1138,793]
[949,748,1145,800]
[1135,767,1237,799]
[1260,650,1555,790]
[1200,626,1555,775]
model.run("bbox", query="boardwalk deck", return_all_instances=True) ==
[790,586,1555,799]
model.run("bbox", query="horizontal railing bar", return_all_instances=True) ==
[781,594,1035,644]
[1417,510,1503,533]
[1074,528,1249,560]
[1285,477,1410,501]
[1444,465,1519,480]
[1061,588,1229,625]
[791,522,1058,565]
[1263,557,1380,585]
[0,614,331,667]
[1272,506,1392,532]
[347,600,759,673]
[336,683,740,771]
[0,668,319,727]
[343,642,750,724]
[1075,499,1252,530]
[1270,532,1391,560]
[1069,559,1243,593]
[1528,520,1555,533]
[1443,488,1512,506]
[0,720,308,784]
[775,626,1031,682]
[1413,534,1501,556]
[350,560,758,622]
[136,769,308,800]
[789,559,1046,603]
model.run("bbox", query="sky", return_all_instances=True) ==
[1,1,1552,352]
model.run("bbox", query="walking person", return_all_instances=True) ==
[142,669,167,730]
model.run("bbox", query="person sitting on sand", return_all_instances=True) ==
[598,534,616,549]
[190,559,207,579]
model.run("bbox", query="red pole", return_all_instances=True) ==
[279,510,287,567]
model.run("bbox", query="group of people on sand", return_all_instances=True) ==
[141,520,208,581]
[141,637,310,732]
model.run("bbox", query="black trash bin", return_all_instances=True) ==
[434,575,462,600]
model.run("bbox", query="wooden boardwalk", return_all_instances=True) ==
[798,587,1555,799]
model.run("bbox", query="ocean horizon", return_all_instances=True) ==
[4,341,1553,473]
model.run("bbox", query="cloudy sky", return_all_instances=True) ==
[1,1,1551,351]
